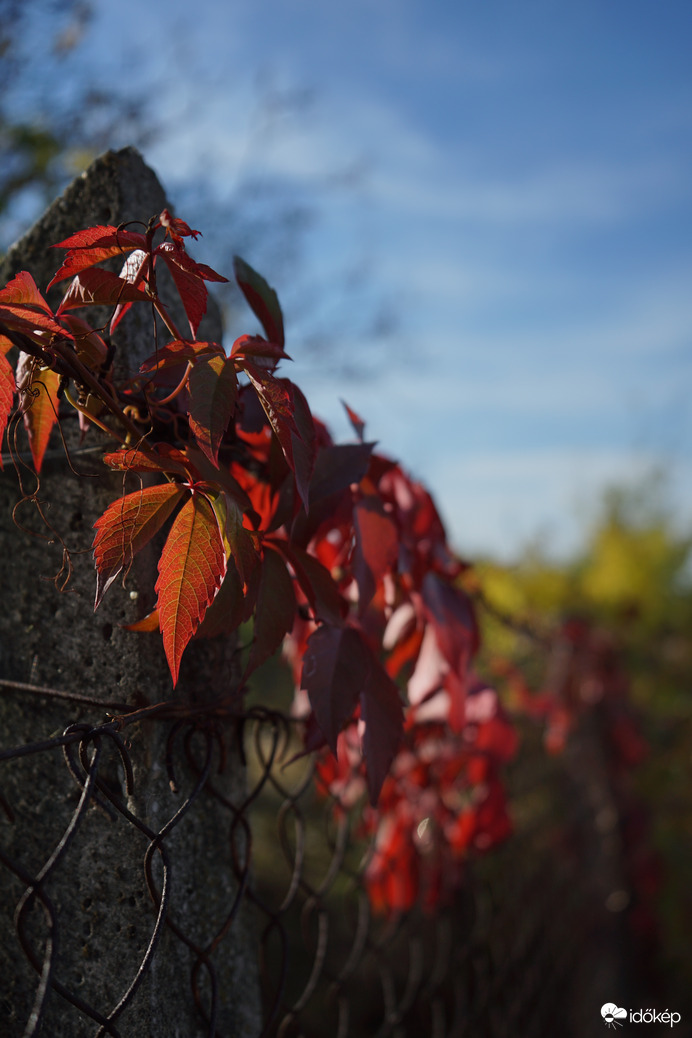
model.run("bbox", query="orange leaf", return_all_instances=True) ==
[93,483,186,608]
[102,445,191,478]
[16,355,61,472]
[0,271,52,312]
[123,608,160,633]
[155,492,226,684]
[0,352,16,467]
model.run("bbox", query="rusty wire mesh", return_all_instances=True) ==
[0,688,652,1038]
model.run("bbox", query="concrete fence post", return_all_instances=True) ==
[0,149,262,1036]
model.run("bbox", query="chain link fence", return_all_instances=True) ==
[0,686,662,1038]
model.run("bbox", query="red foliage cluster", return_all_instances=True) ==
[0,211,655,924]
[497,616,649,766]
[314,677,517,914]
[0,212,505,813]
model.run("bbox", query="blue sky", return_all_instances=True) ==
[32,1,692,557]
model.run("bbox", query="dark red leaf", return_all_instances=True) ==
[341,399,366,441]
[233,256,284,347]
[301,625,369,754]
[359,658,404,803]
[422,572,479,674]
[188,354,238,465]
[243,363,315,510]
[185,445,257,516]
[353,497,399,610]
[57,314,110,371]
[310,442,375,504]
[244,546,296,678]
[56,267,150,313]
[272,540,346,625]
[195,561,245,639]
[139,339,223,373]
[157,241,228,338]
[285,379,316,510]
[211,493,259,586]
[231,334,291,367]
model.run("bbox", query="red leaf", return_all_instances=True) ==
[157,241,228,338]
[422,573,479,674]
[231,334,291,368]
[366,818,420,914]
[48,225,147,287]
[359,654,404,804]
[58,315,110,371]
[0,303,69,341]
[185,445,256,516]
[102,445,191,479]
[53,225,148,250]
[310,442,375,504]
[233,256,285,347]
[188,354,238,465]
[159,209,201,241]
[286,379,316,510]
[110,249,151,332]
[302,624,404,801]
[341,399,366,441]
[243,363,315,510]
[0,351,16,466]
[57,267,150,313]
[123,608,160,633]
[139,339,223,373]
[275,540,346,625]
[301,625,369,754]
[156,492,227,685]
[353,497,399,610]
[195,561,245,639]
[15,355,61,472]
[0,271,52,312]
[290,441,377,550]
[211,492,259,586]
[93,483,186,608]
[244,546,296,678]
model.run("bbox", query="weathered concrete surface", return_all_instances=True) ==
[0,149,261,1036]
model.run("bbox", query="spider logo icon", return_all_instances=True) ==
[601,1003,627,1028]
